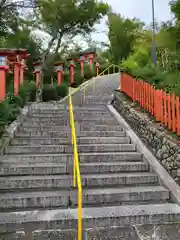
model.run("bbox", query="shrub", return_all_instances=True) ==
[42,85,58,102]
[55,83,68,98]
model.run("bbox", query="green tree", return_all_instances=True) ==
[107,12,144,64]
[34,0,109,67]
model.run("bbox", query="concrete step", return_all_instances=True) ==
[0,175,72,190]
[11,137,130,146]
[28,115,114,120]
[20,126,71,132]
[6,145,72,154]
[1,203,180,232]
[15,130,126,138]
[78,144,136,153]
[7,144,135,155]
[0,152,142,164]
[80,125,123,131]
[0,163,68,176]
[19,125,123,133]
[31,105,107,113]
[0,229,77,239]
[0,162,148,176]
[82,172,158,187]
[80,162,149,173]
[0,186,169,210]
[79,131,126,137]
[0,172,157,190]
[0,190,70,209]
[23,118,118,126]
[67,106,109,111]
[74,186,170,206]
[15,131,70,138]
[30,110,110,117]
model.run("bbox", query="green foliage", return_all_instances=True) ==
[107,12,144,64]
[55,83,68,98]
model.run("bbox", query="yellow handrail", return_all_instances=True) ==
[68,88,82,240]
[68,64,120,239]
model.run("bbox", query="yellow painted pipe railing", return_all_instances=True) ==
[84,64,120,99]
[68,87,82,240]
[68,63,120,239]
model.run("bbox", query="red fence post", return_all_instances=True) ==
[167,94,171,130]
[172,93,176,132]
[176,96,180,136]
[164,91,168,126]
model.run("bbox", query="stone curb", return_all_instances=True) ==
[107,94,180,207]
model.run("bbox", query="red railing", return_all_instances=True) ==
[120,73,180,136]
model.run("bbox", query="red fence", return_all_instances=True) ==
[120,73,180,136]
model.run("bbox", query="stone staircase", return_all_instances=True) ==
[0,78,180,239]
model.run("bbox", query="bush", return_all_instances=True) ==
[42,85,58,102]
[55,83,68,98]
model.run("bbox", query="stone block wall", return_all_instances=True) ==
[113,91,180,183]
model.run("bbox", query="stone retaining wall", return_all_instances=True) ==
[113,91,180,183]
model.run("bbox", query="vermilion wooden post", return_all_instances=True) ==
[164,91,167,126]
[145,82,147,109]
[89,58,93,72]
[80,61,84,77]
[159,90,163,123]
[176,96,180,136]
[154,89,158,121]
[69,61,75,85]
[148,83,151,112]
[14,62,20,96]
[172,93,176,132]
[0,69,6,101]
[36,72,40,89]
[168,94,171,130]
[96,62,100,77]
[19,65,24,86]
[54,64,64,86]
[0,56,9,101]
[57,71,62,85]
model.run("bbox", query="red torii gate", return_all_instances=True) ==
[0,48,29,101]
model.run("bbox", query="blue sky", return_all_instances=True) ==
[91,0,172,42]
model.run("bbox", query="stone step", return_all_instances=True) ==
[30,110,110,117]
[80,162,149,173]
[0,190,70,209]
[0,203,180,233]
[15,131,70,138]
[32,105,107,112]
[68,106,109,111]
[0,229,77,239]
[78,144,136,153]
[7,144,134,154]
[81,172,158,187]
[80,125,123,131]
[6,145,72,154]
[28,115,114,120]
[0,186,169,210]
[0,172,158,190]
[0,163,67,176]
[19,125,123,133]
[74,186,170,206]
[0,175,72,190]
[23,118,118,126]
[20,126,71,132]
[11,137,130,146]
[0,162,148,176]
[16,130,126,138]
[0,152,142,164]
